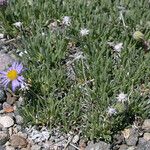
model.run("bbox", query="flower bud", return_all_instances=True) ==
[133,31,144,41]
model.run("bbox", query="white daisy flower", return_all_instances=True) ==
[13,22,23,28]
[114,43,123,52]
[117,92,128,103]
[107,107,117,116]
[80,28,89,36]
[62,16,71,26]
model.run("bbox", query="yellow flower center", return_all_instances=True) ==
[7,70,18,80]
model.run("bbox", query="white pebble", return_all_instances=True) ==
[0,116,14,128]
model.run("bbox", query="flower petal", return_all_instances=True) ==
[17,76,25,82]
[12,79,20,91]
[16,63,23,74]
[0,71,7,75]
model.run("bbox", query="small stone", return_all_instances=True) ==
[10,134,28,148]
[142,119,150,132]
[124,128,139,146]
[0,131,9,145]
[0,116,14,128]
[15,115,24,125]
[85,141,110,150]
[72,134,79,144]
[119,144,128,150]
[143,133,150,141]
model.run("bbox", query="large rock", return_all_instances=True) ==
[10,134,28,148]
[136,141,150,150]
[123,128,139,146]
[0,116,14,128]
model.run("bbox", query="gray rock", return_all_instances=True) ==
[0,52,14,71]
[143,133,150,141]
[10,134,28,148]
[0,145,5,150]
[136,141,150,150]
[138,137,147,145]
[125,129,139,146]
[15,115,24,125]
[142,119,150,132]
[0,131,9,145]
[113,132,125,145]
[85,141,110,150]
[119,144,128,150]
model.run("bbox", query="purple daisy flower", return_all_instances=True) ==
[0,62,25,91]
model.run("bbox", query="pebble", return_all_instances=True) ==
[119,144,128,150]
[0,131,9,145]
[10,134,28,148]
[142,119,150,132]
[15,115,24,125]
[143,133,150,141]
[0,116,14,128]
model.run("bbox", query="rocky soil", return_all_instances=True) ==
[0,36,150,150]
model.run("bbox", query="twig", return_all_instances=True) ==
[64,139,80,150]
[63,136,74,150]
[0,38,17,46]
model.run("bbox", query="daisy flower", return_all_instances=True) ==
[107,107,117,116]
[80,28,89,36]
[62,16,71,26]
[114,43,123,52]
[0,62,25,91]
[116,92,128,103]
[13,22,23,28]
